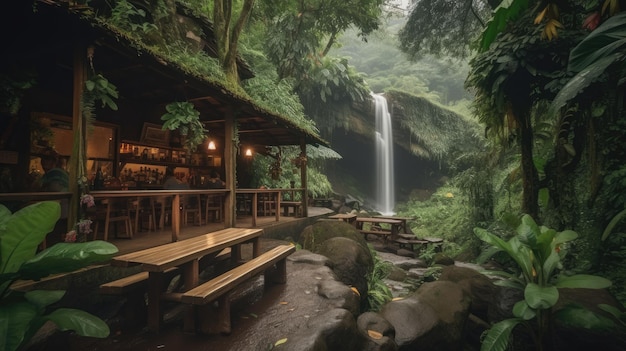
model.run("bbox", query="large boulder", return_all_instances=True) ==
[300,220,369,253]
[380,280,471,350]
[438,265,497,320]
[299,221,374,307]
[282,308,362,351]
[317,237,373,308]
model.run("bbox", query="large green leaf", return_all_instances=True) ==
[480,318,522,351]
[24,290,66,309]
[0,301,38,351]
[548,53,625,116]
[0,202,60,274]
[516,214,539,247]
[512,300,536,320]
[554,229,577,244]
[18,241,118,280]
[525,283,559,309]
[569,12,626,72]
[45,308,110,338]
[542,249,561,282]
[479,0,529,52]
[555,274,612,289]
[554,304,615,331]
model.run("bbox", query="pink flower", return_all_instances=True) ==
[77,219,93,234]
[65,230,77,243]
[583,12,601,31]
[80,194,95,208]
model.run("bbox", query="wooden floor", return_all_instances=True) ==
[104,207,333,255]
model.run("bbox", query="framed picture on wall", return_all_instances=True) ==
[141,123,170,146]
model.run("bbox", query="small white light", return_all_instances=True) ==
[208,141,216,150]
[245,148,253,157]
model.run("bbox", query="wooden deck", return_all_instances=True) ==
[105,206,332,255]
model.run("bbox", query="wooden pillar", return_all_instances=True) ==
[224,108,236,227]
[68,45,87,232]
[300,139,308,217]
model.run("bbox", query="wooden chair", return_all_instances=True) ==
[204,194,223,223]
[181,195,202,226]
[130,197,155,233]
[258,193,276,216]
[93,198,133,241]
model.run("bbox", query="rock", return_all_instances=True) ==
[439,265,497,319]
[379,295,438,347]
[357,312,398,351]
[282,308,362,351]
[299,220,369,253]
[395,248,416,258]
[386,265,407,282]
[432,253,454,265]
[288,249,332,267]
[317,277,361,316]
[381,281,471,350]
[376,251,427,270]
[317,237,373,307]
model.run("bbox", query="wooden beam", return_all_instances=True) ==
[224,108,236,227]
[300,139,308,217]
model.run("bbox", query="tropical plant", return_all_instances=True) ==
[0,201,119,351]
[109,0,158,34]
[161,101,207,153]
[367,250,393,312]
[474,214,613,351]
[548,11,626,116]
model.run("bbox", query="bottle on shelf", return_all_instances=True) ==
[94,166,104,190]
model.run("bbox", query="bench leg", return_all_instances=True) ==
[196,295,232,335]
[264,258,287,284]
[147,272,167,333]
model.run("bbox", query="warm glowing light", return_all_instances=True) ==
[208,141,216,150]
[245,148,253,157]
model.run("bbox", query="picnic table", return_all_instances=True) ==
[355,217,403,242]
[373,215,414,234]
[109,227,264,332]
[328,213,357,224]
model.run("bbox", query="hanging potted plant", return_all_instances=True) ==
[161,101,207,154]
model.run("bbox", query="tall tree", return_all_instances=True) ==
[465,0,625,220]
[398,0,498,60]
[262,0,385,80]
[212,0,256,84]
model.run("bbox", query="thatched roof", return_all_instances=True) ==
[5,0,326,147]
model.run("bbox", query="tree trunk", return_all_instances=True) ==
[214,0,256,84]
[508,71,539,220]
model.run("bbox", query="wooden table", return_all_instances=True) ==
[328,213,357,224]
[110,227,264,332]
[373,215,414,234]
[355,217,403,242]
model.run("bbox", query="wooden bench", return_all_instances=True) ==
[355,217,402,243]
[178,244,296,334]
[100,248,232,329]
[280,201,302,217]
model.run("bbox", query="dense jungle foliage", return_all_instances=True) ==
[11,0,626,323]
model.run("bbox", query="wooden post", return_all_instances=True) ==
[300,139,308,217]
[68,45,87,233]
[224,108,236,227]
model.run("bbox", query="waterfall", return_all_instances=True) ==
[372,93,395,215]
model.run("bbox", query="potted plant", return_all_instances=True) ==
[161,101,207,154]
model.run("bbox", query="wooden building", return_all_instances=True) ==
[0,0,327,238]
